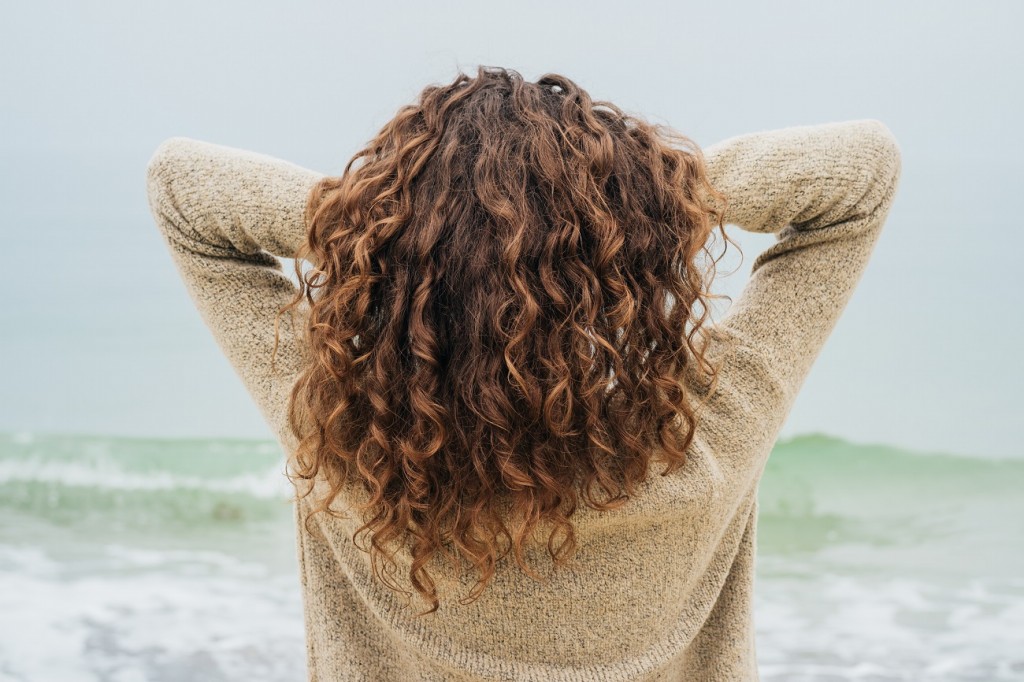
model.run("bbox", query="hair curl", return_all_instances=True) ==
[276,65,734,616]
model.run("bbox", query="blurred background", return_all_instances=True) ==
[1,1,1021,680]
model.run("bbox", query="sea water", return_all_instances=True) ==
[0,431,1021,681]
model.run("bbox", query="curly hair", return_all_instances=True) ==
[276,65,733,616]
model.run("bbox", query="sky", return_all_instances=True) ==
[0,0,1021,458]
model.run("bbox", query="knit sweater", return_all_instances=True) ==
[144,118,902,681]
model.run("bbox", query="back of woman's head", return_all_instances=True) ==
[279,65,730,615]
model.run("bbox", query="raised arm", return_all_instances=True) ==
[145,137,326,453]
[701,119,903,412]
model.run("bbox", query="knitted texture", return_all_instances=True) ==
[145,119,902,681]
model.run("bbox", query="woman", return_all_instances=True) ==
[145,65,901,681]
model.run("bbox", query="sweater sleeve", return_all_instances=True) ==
[701,119,903,411]
[144,137,325,453]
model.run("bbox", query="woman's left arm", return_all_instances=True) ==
[145,137,326,453]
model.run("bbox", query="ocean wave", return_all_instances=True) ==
[1,430,1021,680]
[0,456,292,497]
[1,430,1021,544]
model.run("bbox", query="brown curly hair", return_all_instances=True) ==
[276,65,733,616]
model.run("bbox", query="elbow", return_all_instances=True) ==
[145,136,199,201]
[145,137,204,251]
[144,137,236,256]
[847,119,903,221]
[146,136,185,183]
[861,119,903,191]
[145,136,200,226]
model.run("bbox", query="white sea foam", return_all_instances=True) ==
[756,567,1024,681]
[2,540,1021,681]
[0,543,306,682]
[0,457,293,498]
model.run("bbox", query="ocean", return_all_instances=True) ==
[0,431,1021,681]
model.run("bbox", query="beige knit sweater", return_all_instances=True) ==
[145,118,902,681]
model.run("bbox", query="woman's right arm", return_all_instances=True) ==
[700,119,903,412]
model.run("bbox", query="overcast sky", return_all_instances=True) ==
[1,0,1021,458]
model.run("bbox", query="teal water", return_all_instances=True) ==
[0,431,1021,681]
